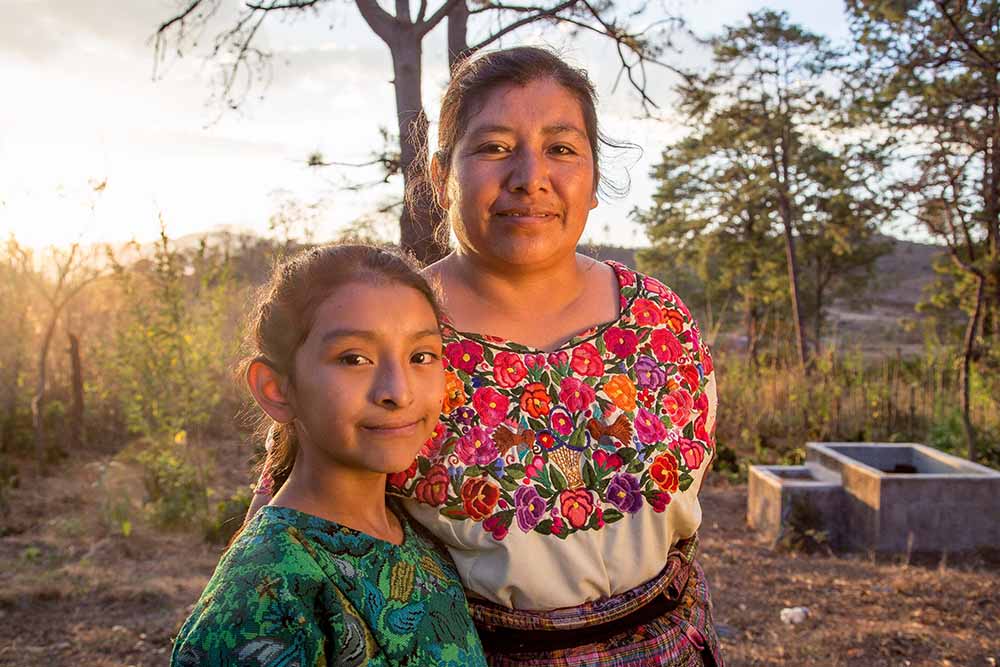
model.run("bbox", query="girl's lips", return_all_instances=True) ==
[360,420,421,435]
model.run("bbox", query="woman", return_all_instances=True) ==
[254,46,723,666]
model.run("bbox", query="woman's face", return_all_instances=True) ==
[437,77,598,269]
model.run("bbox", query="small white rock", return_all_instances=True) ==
[779,606,810,625]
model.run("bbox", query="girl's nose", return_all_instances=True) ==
[507,150,550,194]
[372,362,413,408]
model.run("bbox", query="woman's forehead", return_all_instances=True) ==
[462,79,589,138]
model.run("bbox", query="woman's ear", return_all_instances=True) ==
[247,360,294,424]
[430,152,450,211]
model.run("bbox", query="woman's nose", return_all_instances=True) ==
[507,150,550,194]
[372,362,413,408]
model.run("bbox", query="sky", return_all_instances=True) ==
[0,0,851,249]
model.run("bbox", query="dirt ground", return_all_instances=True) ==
[1,444,997,667]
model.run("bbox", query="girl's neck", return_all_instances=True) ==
[270,449,402,545]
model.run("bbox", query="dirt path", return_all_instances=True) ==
[0,453,996,667]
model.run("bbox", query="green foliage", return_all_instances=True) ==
[136,438,208,528]
[202,487,253,545]
[777,496,831,555]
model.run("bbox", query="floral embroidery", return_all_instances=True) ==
[388,262,715,542]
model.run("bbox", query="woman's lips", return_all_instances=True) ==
[360,420,421,436]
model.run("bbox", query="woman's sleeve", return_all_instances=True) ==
[170,537,341,666]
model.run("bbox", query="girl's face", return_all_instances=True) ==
[436,77,598,269]
[288,282,445,475]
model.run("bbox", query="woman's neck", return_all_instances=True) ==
[270,448,401,545]
[438,250,588,318]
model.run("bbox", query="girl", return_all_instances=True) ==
[171,245,487,667]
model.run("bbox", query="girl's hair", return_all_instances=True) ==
[407,45,633,236]
[239,244,443,493]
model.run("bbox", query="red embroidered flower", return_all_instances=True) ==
[483,513,509,540]
[635,407,668,444]
[616,265,636,287]
[444,340,484,373]
[570,343,604,377]
[649,490,671,513]
[559,489,594,529]
[679,364,700,392]
[386,459,418,490]
[493,352,527,388]
[472,387,509,427]
[547,351,569,368]
[649,329,684,364]
[662,388,694,428]
[631,299,662,327]
[415,464,450,506]
[520,383,552,419]
[602,327,638,357]
[537,432,556,450]
[419,422,446,458]
[701,343,714,374]
[643,276,671,298]
[650,453,680,493]
[461,477,500,521]
[559,377,596,413]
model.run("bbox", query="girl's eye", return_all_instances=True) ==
[411,351,440,365]
[337,354,372,366]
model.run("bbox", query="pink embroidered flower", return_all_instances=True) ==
[592,450,623,471]
[547,350,569,368]
[632,299,662,327]
[663,388,694,428]
[559,377,596,413]
[456,426,499,466]
[616,265,636,287]
[701,344,715,374]
[603,327,638,357]
[675,437,704,470]
[643,276,671,298]
[559,489,594,529]
[524,353,546,369]
[570,343,604,377]
[550,407,574,436]
[483,513,509,540]
[649,329,684,364]
[444,340,484,373]
[493,352,527,388]
[472,387,509,427]
[419,422,446,458]
[414,464,450,506]
[635,407,668,444]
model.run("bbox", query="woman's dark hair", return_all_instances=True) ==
[239,244,442,492]
[407,46,634,234]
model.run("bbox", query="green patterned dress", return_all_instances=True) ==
[171,504,487,667]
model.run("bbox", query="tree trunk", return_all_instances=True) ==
[391,34,448,264]
[447,1,471,68]
[68,331,84,451]
[32,315,59,463]
[960,275,985,462]
[780,215,808,370]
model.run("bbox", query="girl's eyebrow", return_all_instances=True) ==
[320,328,441,343]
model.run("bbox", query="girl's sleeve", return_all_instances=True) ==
[170,534,341,666]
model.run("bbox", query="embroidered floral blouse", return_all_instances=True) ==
[387,262,717,610]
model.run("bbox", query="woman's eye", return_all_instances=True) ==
[550,144,576,156]
[337,354,372,366]
[478,143,509,154]
[411,351,440,365]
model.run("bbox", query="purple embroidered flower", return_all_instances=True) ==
[514,485,547,532]
[606,473,643,513]
[453,406,476,426]
[635,355,666,389]
[455,426,499,466]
